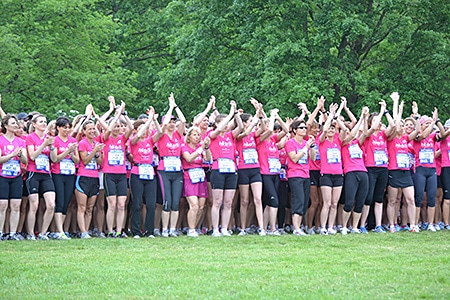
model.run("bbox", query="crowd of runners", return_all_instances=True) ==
[0,92,449,241]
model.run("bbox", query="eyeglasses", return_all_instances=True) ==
[297,126,307,129]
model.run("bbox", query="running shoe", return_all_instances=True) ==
[211,231,222,237]
[399,225,410,232]
[351,228,361,234]
[120,232,128,238]
[394,224,401,232]
[307,227,316,235]
[37,233,49,240]
[258,228,266,236]
[389,225,396,233]
[187,231,199,237]
[359,226,368,234]
[147,234,155,239]
[153,228,161,237]
[427,224,436,232]
[80,232,91,239]
[133,235,141,239]
[320,228,328,235]
[421,222,428,231]
[438,221,445,230]
[26,234,37,241]
[237,229,247,236]
[445,224,450,230]
[222,230,232,237]
[168,230,178,237]
[410,225,420,233]
[161,230,169,238]
[336,225,343,233]
[271,230,281,236]
[374,226,386,233]
[434,224,441,231]
[106,232,116,238]
[340,227,349,235]
[327,228,337,235]
[57,232,71,240]
[277,228,286,235]
[293,229,307,236]
[9,233,24,241]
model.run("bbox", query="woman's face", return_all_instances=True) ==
[309,125,319,137]
[57,123,72,138]
[327,125,336,137]
[295,123,307,137]
[189,130,201,144]
[404,120,415,134]
[200,117,209,130]
[34,117,47,132]
[83,123,96,139]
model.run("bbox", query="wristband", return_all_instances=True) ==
[414,116,419,120]
[309,144,315,148]
[196,147,203,155]
[50,146,55,151]
[94,153,100,159]
[122,111,128,116]
[436,119,441,124]
[174,106,178,109]
[204,147,209,150]
[383,110,389,116]
[212,108,217,112]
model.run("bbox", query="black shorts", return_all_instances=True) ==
[104,173,128,197]
[210,170,238,190]
[310,170,321,186]
[0,176,23,199]
[26,172,55,195]
[319,174,344,187]
[437,175,442,189]
[238,168,262,185]
[75,176,99,198]
[388,170,413,188]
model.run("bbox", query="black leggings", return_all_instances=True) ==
[157,170,183,212]
[288,177,310,216]
[413,166,437,207]
[53,174,75,214]
[277,180,289,228]
[129,174,157,235]
[365,167,388,205]
[262,174,280,208]
[344,171,369,214]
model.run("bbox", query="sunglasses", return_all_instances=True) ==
[297,126,307,129]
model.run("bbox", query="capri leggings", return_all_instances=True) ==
[365,167,388,205]
[277,178,290,228]
[129,174,157,235]
[157,170,183,212]
[288,177,310,216]
[414,166,437,208]
[262,174,280,208]
[52,174,75,214]
[441,167,450,199]
[344,171,369,213]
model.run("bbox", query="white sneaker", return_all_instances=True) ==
[307,228,316,235]
[80,232,91,239]
[293,229,307,236]
[212,230,222,237]
[320,228,328,235]
[258,229,266,236]
[327,228,337,235]
[340,227,349,235]
[133,235,141,239]
[161,230,169,238]
[427,224,436,232]
[187,231,199,237]
[222,229,231,237]
[434,224,441,231]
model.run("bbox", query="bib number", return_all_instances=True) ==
[374,150,388,166]
[188,168,205,183]
[36,154,50,172]
[218,158,236,173]
[138,164,154,180]
[396,153,409,169]
[108,149,124,166]
[2,160,20,177]
[60,158,75,175]
[163,156,181,172]
[327,148,341,164]
[419,149,434,164]
[268,158,281,173]
[243,148,258,164]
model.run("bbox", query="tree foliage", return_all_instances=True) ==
[0,0,448,120]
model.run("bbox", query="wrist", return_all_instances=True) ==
[196,147,203,155]
[383,110,389,116]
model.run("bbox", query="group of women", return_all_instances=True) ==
[0,92,449,241]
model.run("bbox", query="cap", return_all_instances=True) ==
[138,114,149,120]
[419,115,432,125]
[17,112,28,120]
[161,115,177,123]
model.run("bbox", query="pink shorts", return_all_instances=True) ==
[183,177,209,198]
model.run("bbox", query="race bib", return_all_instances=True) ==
[218,158,236,173]
[349,144,362,159]
[60,158,75,175]
[108,149,124,166]
[419,148,434,164]
[297,149,308,164]
[396,153,409,169]
[243,148,258,164]
[188,168,205,183]
[374,150,388,166]
[163,156,181,172]
[2,159,20,177]
[279,168,287,180]
[313,144,320,161]
[152,153,159,167]
[36,154,50,172]
[85,156,98,170]
[268,158,281,173]
[138,164,154,180]
[327,148,341,164]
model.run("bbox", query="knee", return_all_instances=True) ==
[0,202,8,211]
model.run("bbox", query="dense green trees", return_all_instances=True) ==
[0,0,448,120]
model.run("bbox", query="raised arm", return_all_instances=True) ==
[209,101,237,140]
[193,96,215,127]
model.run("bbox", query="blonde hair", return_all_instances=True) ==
[184,126,201,144]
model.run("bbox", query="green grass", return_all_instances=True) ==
[1,231,449,299]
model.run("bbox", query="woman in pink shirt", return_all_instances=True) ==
[318,103,347,235]
[359,100,395,233]
[386,97,420,233]
[209,101,243,237]
[102,101,133,238]
[75,120,104,238]
[0,114,28,240]
[157,93,187,237]
[50,116,80,239]
[129,109,163,238]
[25,114,56,240]
[181,127,211,237]
[285,119,316,235]
[412,110,444,231]
[438,120,450,229]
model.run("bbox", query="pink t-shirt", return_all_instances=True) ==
[51,136,78,175]
[236,131,259,169]
[129,136,155,178]
[387,135,410,171]
[284,138,310,178]
[256,135,280,175]
[0,135,26,178]
[209,131,237,172]
[413,132,437,168]
[363,131,388,168]
[308,139,321,171]
[101,134,128,174]
[26,132,51,174]
[181,143,207,183]
[77,137,101,178]
[156,131,183,172]
[341,140,367,174]
[319,133,343,175]
[440,137,450,168]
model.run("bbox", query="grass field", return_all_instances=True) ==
[1,231,449,299]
